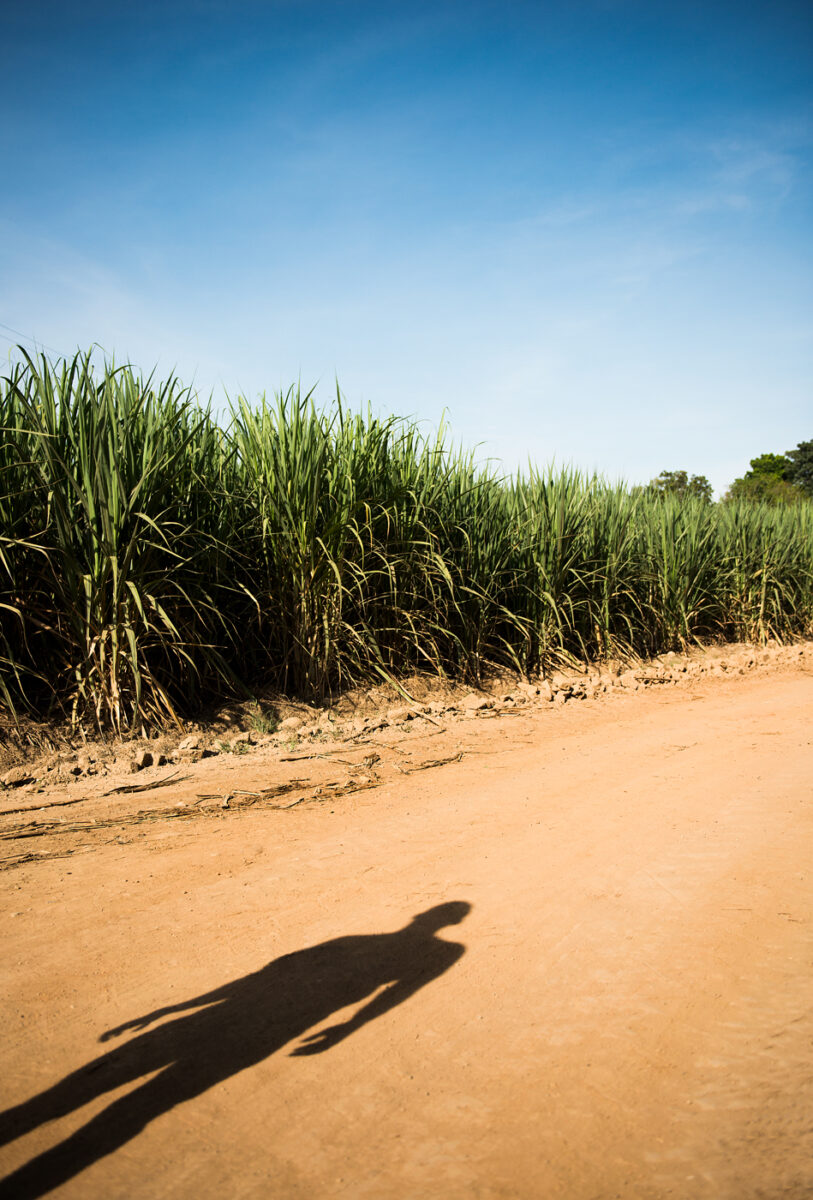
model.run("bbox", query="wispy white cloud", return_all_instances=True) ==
[672,191,751,216]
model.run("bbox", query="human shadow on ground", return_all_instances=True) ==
[0,901,470,1199]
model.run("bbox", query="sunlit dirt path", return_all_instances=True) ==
[2,667,811,1198]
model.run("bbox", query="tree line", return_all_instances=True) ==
[650,440,813,505]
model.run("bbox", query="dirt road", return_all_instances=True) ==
[1,663,811,1198]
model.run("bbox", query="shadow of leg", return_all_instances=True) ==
[0,1064,208,1200]
[0,1047,149,1152]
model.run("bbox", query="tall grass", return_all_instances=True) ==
[2,350,812,730]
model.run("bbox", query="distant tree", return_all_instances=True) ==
[786,440,813,497]
[649,469,713,503]
[746,452,793,480]
[726,449,803,504]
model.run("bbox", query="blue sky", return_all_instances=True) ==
[2,0,811,493]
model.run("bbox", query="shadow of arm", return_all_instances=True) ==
[100,982,230,1041]
[291,953,459,1056]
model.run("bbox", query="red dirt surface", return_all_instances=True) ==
[1,650,811,1198]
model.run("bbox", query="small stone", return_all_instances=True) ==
[131,748,153,771]
[2,765,34,788]
[279,717,303,731]
[537,681,554,702]
[231,731,253,745]
[386,707,413,724]
[364,717,389,731]
[619,671,640,689]
[178,734,200,751]
[462,694,493,711]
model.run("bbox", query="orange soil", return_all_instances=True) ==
[1,654,811,1198]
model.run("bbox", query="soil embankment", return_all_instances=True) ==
[1,649,811,1198]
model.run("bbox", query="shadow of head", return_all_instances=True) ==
[408,901,472,932]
